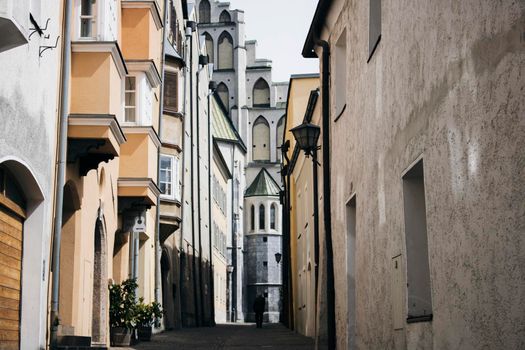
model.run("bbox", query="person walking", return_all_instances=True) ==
[253,294,265,328]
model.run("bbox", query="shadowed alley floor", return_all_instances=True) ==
[122,323,315,350]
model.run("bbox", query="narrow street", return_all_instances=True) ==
[125,324,314,350]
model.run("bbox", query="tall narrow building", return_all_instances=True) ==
[195,0,288,323]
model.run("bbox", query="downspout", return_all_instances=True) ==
[207,83,217,327]
[187,22,200,327]
[50,0,72,345]
[317,40,336,350]
[282,144,294,330]
[196,62,205,326]
[154,0,169,325]
[178,30,189,327]
[230,150,237,322]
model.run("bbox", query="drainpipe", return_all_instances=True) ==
[186,20,200,327]
[207,81,217,327]
[50,0,72,346]
[196,58,206,326]
[154,0,169,326]
[317,40,336,350]
[281,143,294,330]
[230,150,237,322]
[178,29,190,327]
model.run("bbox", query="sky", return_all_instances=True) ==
[225,0,319,82]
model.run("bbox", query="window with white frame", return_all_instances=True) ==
[80,0,97,38]
[160,155,175,199]
[125,77,136,122]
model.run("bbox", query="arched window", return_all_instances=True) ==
[270,203,276,230]
[199,0,211,23]
[253,78,270,107]
[218,31,233,70]
[250,205,255,231]
[252,116,270,161]
[276,116,285,159]
[219,10,231,22]
[216,83,229,110]
[259,204,265,230]
[204,32,214,65]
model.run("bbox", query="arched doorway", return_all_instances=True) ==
[0,159,44,349]
[91,212,108,345]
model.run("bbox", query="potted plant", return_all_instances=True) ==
[135,298,163,341]
[109,278,138,347]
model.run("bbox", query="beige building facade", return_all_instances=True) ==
[302,0,525,349]
[283,74,321,339]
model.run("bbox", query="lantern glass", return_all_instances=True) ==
[291,123,320,153]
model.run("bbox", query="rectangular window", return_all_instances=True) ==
[263,237,267,243]
[263,261,268,268]
[164,72,178,112]
[160,155,174,199]
[125,76,136,123]
[80,0,96,38]
[368,0,381,61]
[335,29,347,118]
[402,159,432,322]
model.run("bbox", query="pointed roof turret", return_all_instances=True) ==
[245,168,281,198]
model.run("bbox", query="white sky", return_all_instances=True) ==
[225,0,319,82]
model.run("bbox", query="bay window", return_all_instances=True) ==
[125,76,136,123]
[80,0,96,38]
[160,155,180,200]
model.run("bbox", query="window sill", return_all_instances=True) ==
[407,314,433,324]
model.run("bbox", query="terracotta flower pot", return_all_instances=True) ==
[110,326,132,347]
[137,326,153,341]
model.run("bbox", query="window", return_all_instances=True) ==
[80,0,96,38]
[263,237,267,243]
[276,116,285,159]
[250,205,255,231]
[252,116,270,161]
[270,203,276,230]
[263,261,268,268]
[402,159,432,322]
[259,204,265,230]
[164,72,178,112]
[368,0,381,61]
[204,32,214,65]
[125,77,136,122]
[219,10,231,22]
[253,78,270,107]
[335,29,347,117]
[199,0,211,23]
[218,31,234,70]
[160,155,174,199]
[216,83,229,110]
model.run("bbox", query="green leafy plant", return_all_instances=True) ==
[109,278,138,329]
[135,298,163,327]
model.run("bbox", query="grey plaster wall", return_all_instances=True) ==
[315,0,525,349]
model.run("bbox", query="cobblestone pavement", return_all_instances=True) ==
[121,323,314,350]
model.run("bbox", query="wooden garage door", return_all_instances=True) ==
[0,205,22,350]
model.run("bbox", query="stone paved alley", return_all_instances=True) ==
[123,323,315,350]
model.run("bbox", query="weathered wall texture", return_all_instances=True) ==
[316,0,525,349]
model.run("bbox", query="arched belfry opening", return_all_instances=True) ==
[218,31,234,70]
[91,212,108,345]
[252,116,270,161]
[199,0,211,23]
[253,78,270,107]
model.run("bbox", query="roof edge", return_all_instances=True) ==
[302,0,334,58]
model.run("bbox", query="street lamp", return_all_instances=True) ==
[291,121,321,335]
[275,252,282,264]
[290,123,321,157]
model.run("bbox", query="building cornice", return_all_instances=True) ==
[68,114,127,145]
[122,0,163,29]
[118,177,162,197]
[122,126,162,148]
[72,41,128,78]
[126,59,162,88]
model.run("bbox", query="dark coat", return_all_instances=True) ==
[253,295,265,313]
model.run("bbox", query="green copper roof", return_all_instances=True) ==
[212,96,238,142]
[245,168,281,197]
